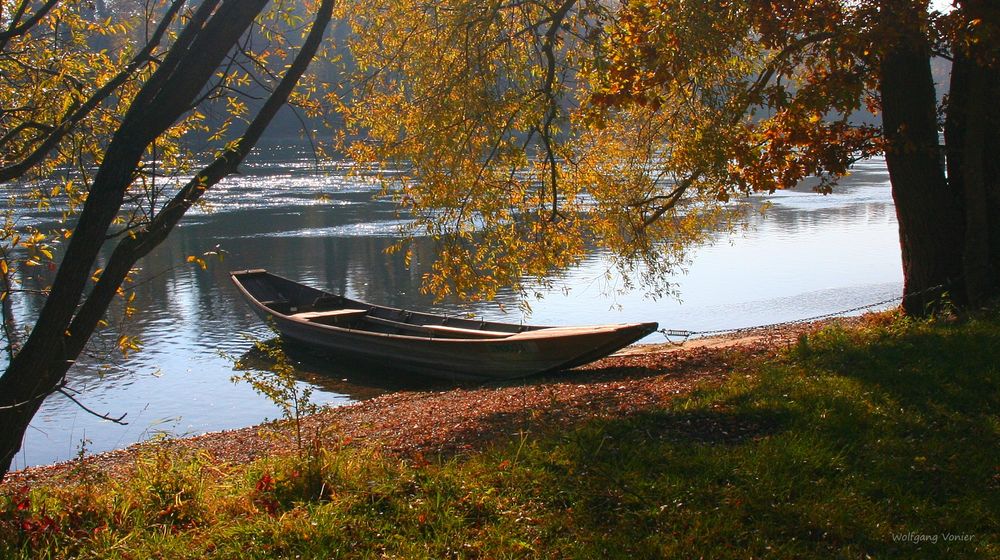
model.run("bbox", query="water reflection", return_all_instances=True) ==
[12,148,902,469]
[235,339,465,398]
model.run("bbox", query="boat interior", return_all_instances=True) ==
[235,271,533,340]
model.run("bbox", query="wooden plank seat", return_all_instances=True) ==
[362,315,514,339]
[291,308,369,322]
[422,324,516,339]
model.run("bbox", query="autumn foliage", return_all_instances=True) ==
[340,0,999,313]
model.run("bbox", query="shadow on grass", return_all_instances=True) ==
[470,319,999,558]
[601,408,791,445]
[793,323,1000,414]
[3,318,996,559]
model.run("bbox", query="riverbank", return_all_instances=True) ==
[3,311,997,558]
[5,319,830,488]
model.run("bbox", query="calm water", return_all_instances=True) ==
[11,147,902,469]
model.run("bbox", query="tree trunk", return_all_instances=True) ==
[945,3,1000,309]
[0,0,271,478]
[879,2,965,316]
[0,0,336,480]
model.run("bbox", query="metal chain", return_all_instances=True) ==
[656,281,954,343]
[655,295,901,341]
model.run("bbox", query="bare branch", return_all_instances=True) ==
[0,391,47,411]
[57,388,128,425]
[641,172,701,228]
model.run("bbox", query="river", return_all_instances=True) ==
[11,144,902,469]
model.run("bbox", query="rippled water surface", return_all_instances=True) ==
[12,147,902,469]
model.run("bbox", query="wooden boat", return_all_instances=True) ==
[231,269,658,380]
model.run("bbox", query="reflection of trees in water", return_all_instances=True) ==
[754,200,896,234]
[14,189,897,352]
[8,167,895,388]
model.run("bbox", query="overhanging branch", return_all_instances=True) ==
[57,387,128,425]
[0,0,189,182]
[63,0,337,364]
[636,31,837,231]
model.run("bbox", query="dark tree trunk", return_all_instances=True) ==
[0,0,272,478]
[0,0,336,480]
[945,1,1000,308]
[879,2,965,315]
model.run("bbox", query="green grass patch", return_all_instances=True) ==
[3,313,998,558]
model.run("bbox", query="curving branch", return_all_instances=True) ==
[745,31,836,105]
[57,387,128,425]
[0,0,60,51]
[636,31,837,232]
[0,120,54,149]
[63,0,337,367]
[0,0,188,182]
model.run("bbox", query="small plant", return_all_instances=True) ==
[230,337,319,452]
[67,437,103,484]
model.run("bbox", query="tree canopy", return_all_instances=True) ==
[339,0,998,313]
[1,0,997,480]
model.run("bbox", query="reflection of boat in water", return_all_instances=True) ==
[233,338,458,399]
[231,269,658,380]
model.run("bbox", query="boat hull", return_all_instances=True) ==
[232,270,658,380]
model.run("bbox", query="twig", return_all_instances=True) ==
[57,388,128,425]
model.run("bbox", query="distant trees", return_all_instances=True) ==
[0,0,335,480]
[340,0,998,315]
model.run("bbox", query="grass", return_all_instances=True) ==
[2,312,998,559]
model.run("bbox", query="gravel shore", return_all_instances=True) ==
[4,318,852,487]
